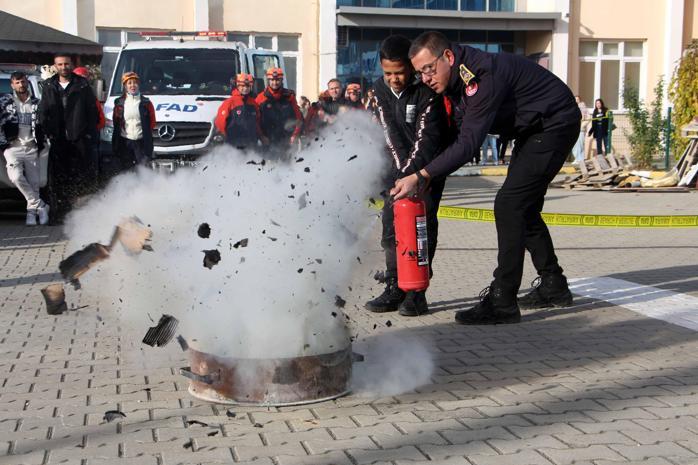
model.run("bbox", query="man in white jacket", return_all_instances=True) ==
[0,72,49,225]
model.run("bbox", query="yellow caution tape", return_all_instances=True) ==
[372,200,698,228]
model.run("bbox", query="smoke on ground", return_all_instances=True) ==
[351,333,435,397]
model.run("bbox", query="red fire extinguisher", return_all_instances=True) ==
[393,197,429,292]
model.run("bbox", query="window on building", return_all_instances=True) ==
[579,40,644,110]
[337,0,513,8]
[228,33,301,94]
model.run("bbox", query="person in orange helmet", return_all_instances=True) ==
[111,72,156,169]
[72,66,106,131]
[214,73,262,150]
[255,67,302,157]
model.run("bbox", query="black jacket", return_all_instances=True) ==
[39,73,98,142]
[0,93,45,152]
[589,108,610,138]
[373,76,452,179]
[427,45,581,178]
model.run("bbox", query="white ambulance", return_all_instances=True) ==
[101,31,285,170]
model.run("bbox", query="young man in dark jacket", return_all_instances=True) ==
[365,35,452,317]
[39,54,99,222]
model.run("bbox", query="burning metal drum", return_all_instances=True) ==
[181,345,353,406]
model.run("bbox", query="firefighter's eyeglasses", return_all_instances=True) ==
[415,51,445,80]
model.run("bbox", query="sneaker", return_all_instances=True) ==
[398,291,428,317]
[518,274,573,310]
[37,202,50,225]
[365,278,405,313]
[26,210,37,226]
[455,285,521,325]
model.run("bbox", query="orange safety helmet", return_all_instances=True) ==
[265,67,284,80]
[73,67,90,79]
[121,71,140,85]
[235,73,254,85]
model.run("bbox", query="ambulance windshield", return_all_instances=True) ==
[110,48,240,96]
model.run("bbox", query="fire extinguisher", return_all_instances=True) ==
[393,197,429,292]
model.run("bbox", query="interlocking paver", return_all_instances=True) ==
[2,177,698,464]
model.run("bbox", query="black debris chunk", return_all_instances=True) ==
[176,335,189,351]
[233,238,249,249]
[297,268,303,273]
[186,420,209,427]
[207,431,219,437]
[369,197,377,205]
[373,270,386,283]
[373,324,377,329]
[290,183,295,190]
[197,223,211,238]
[304,167,310,173]
[347,155,357,161]
[246,159,266,166]
[267,237,278,242]
[142,315,179,347]
[295,157,304,163]
[103,410,126,423]
[226,409,236,418]
[254,423,263,428]
[315,258,323,264]
[352,352,365,362]
[334,295,346,308]
[202,165,208,172]
[182,440,193,449]
[356,256,361,264]
[386,320,393,327]
[331,311,337,318]
[203,249,221,269]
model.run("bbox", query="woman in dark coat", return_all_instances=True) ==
[588,98,610,155]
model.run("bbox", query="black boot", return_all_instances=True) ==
[365,278,405,313]
[398,291,428,317]
[518,274,573,310]
[455,285,521,325]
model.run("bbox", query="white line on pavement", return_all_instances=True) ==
[569,277,698,331]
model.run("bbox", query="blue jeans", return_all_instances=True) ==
[572,131,585,163]
[481,135,499,165]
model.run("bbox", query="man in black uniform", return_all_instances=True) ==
[365,35,452,317]
[391,31,581,325]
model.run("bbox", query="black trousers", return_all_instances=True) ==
[47,136,97,221]
[492,122,580,299]
[381,177,445,281]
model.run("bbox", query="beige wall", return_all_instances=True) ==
[525,31,552,56]
[0,0,63,31]
[575,0,665,102]
[95,0,197,31]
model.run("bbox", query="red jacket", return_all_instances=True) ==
[255,87,302,144]
[215,89,261,147]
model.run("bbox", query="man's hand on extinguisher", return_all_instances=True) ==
[390,169,431,200]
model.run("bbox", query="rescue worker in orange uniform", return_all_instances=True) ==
[255,67,302,157]
[215,73,262,150]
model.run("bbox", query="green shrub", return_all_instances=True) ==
[622,78,666,169]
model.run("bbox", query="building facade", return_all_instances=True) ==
[1,0,696,111]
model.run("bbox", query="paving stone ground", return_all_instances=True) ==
[1,176,698,465]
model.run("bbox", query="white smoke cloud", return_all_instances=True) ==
[63,110,435,397]
[66,112,386,360]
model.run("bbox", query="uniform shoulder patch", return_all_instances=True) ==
[459,64,475,86]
